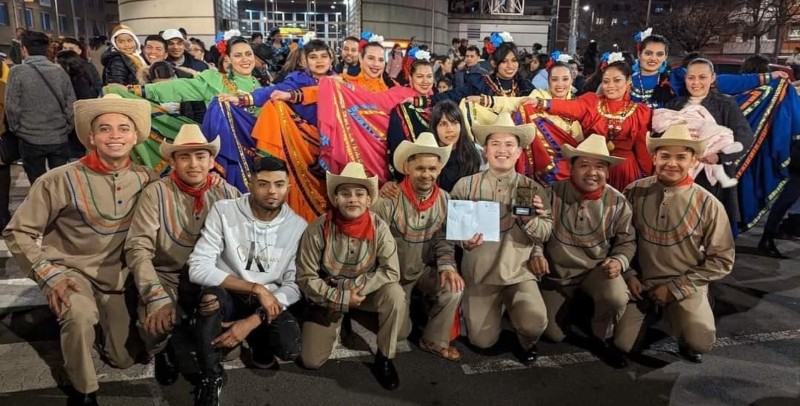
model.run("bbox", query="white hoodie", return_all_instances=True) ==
[188,194,308,307]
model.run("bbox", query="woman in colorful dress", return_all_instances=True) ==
[418,33,533,106]
[342,34,398,93]
[316,56,431,185]
[630,29,787,109]
[106,33,263,189]
[526,55,652,192]
[461,60,585,183]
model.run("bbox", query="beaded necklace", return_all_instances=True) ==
[222,74,260,114]
[485,75,519,96]
[597,99,637,152]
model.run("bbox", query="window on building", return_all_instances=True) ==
[611,18,618,26]
[25,8,32,28]
[59,14,67,32]
[789,26,800,40]
[40,0,52,7]
[595,18,604,25]
[0,3,8,25]
[40,12,51,31]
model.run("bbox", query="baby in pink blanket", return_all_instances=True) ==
[652,105,743,188]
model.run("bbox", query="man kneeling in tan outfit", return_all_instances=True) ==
[614,124,735,364]
[4,94,156,405]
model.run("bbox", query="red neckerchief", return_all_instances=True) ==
[169,171,213,215]
[399,177,440,212]
[79,150,130,174]
[323,210,375,241]
[570,178,605,201]
[675,175,694,187]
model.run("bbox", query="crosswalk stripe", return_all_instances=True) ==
[460,328,800,375]
[0,278,45,311]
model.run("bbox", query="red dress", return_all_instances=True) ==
[548,93,653,191]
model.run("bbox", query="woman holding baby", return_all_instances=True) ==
[655,57,754,232]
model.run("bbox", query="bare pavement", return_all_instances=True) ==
[0,165,799,406]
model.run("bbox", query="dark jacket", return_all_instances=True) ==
[790,142,800,176]
[173,67,207,123]
[101,47,141,86]
[83,59,103,96]
[174,52,209,73]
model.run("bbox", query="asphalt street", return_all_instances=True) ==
[1,164,799,406]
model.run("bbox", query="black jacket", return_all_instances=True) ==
[101,47,141,86]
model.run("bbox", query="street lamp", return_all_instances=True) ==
[583,5,595,34]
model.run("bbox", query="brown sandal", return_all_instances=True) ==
[419,338,462,362]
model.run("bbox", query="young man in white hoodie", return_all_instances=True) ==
[187,156,307,406]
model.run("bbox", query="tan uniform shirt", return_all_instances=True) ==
[624,176,735,300]
[124,177,240,313]
[296,213,400,312]
[4,162,157,292]
[541,180,636,285]
[372,190,457,283]
[450,170,553,286]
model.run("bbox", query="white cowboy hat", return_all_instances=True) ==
[471,112,535,148]
[326,162,379,204]
[647,123,707,155]
[159,124,220,158]
[393,132,452,175]
[562,134,625,166]
[73,93,151,149]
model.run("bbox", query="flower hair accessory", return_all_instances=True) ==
[299,31,316,47]
[368,34,384,43]
[486,32,513,56]
[215,29,242,56]
[608,52,625,65]
[409,47,431,62]
[359,31,384,50]
[634,28,653,43]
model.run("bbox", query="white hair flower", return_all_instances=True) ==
[557,54,572,63]
[223,29,242,41]
[499,32,514,43]
[368,34,384,43]
[640,28,653,41]
[415,50,431,61]
[302,31,316,44]
[608,52,625,64]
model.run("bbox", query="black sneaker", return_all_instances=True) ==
[194,376,224,406]
[372,351,399,390]
[599,341,628,369]
[66,389,98,406]
[514,344,539,366]
[678,344,703,364]
[154,348,179,386]
[250,346,277,369]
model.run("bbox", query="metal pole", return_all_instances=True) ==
[431,0,435,50]
[70,0,77,37]
[551,0,560,51]
[645,0,653,27]
[567,0,578,55]
[54,0,60,36]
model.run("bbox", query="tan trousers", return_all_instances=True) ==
[463,280,547,350]
[541,270,628,342]
[301,282,406,369]
[59,270,136,394]
[614,285,716,354]
[136,273,178,355]
[398,266,463,349]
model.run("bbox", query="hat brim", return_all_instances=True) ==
[561,144,625,166]
[472,124,535,148]
[159,136,221,159]
[74,98,151,150]
[646,138,708,155]
[392,143,452,175]
[326,173,379,205]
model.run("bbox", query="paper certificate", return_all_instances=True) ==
[446,200,501,242]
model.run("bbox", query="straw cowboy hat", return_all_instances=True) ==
[562,134,625,166]
[326,162,379,204]
[73,94,151,149]
[471,112,535,148]
[159,124,221,158]
[646,123,707,155]
[393,132,452,175]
